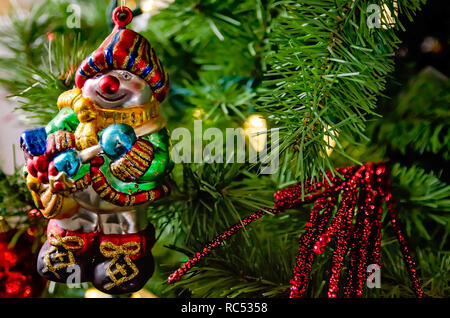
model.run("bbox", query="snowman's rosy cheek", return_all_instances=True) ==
[131,81,146,90]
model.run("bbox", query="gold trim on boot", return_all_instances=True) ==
[43,232,84,279]
[99,241,141,290]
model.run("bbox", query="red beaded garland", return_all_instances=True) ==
[385,179,424,298]
[167,162,424,298]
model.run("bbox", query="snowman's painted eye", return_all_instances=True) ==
[119,71,132,81]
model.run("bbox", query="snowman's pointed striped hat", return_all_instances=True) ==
[75,7,169,102]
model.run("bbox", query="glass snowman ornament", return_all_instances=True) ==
[20,7,173,294]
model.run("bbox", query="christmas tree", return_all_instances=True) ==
[0,0,448,298]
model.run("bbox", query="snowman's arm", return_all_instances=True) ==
[21,104,82,218]
[137,127,173,182]
[52,88,99,150]
[43,106,81,158]
[108,128,173,184]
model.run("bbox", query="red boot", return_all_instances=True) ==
[92,224,156,295]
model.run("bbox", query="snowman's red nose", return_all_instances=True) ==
[99,75,120,94]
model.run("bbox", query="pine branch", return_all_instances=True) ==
[0,169,33,217]
[0,0,109,124]
[149,163,277,247]
[371,67,450,160]
[1,0,447,299]
[163,214,303,298]
[258,0,425,182]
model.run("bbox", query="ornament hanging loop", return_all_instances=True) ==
[112,6,133,29]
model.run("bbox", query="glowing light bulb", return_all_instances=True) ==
[84,287,112,298]
[131,288,158,298]
[193,109,204,119]
[141,0,174,15]
[323,125,338,157]
[243,114,267,153]
[123,0,138,10]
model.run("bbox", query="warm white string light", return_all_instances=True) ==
[323,125,338,157]
[141,0,174,16]
[243,114,268,153]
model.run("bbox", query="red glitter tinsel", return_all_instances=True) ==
[168,208,281,284]
[167,162,424,298]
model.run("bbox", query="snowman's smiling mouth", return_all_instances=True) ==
[96,91,128,103]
